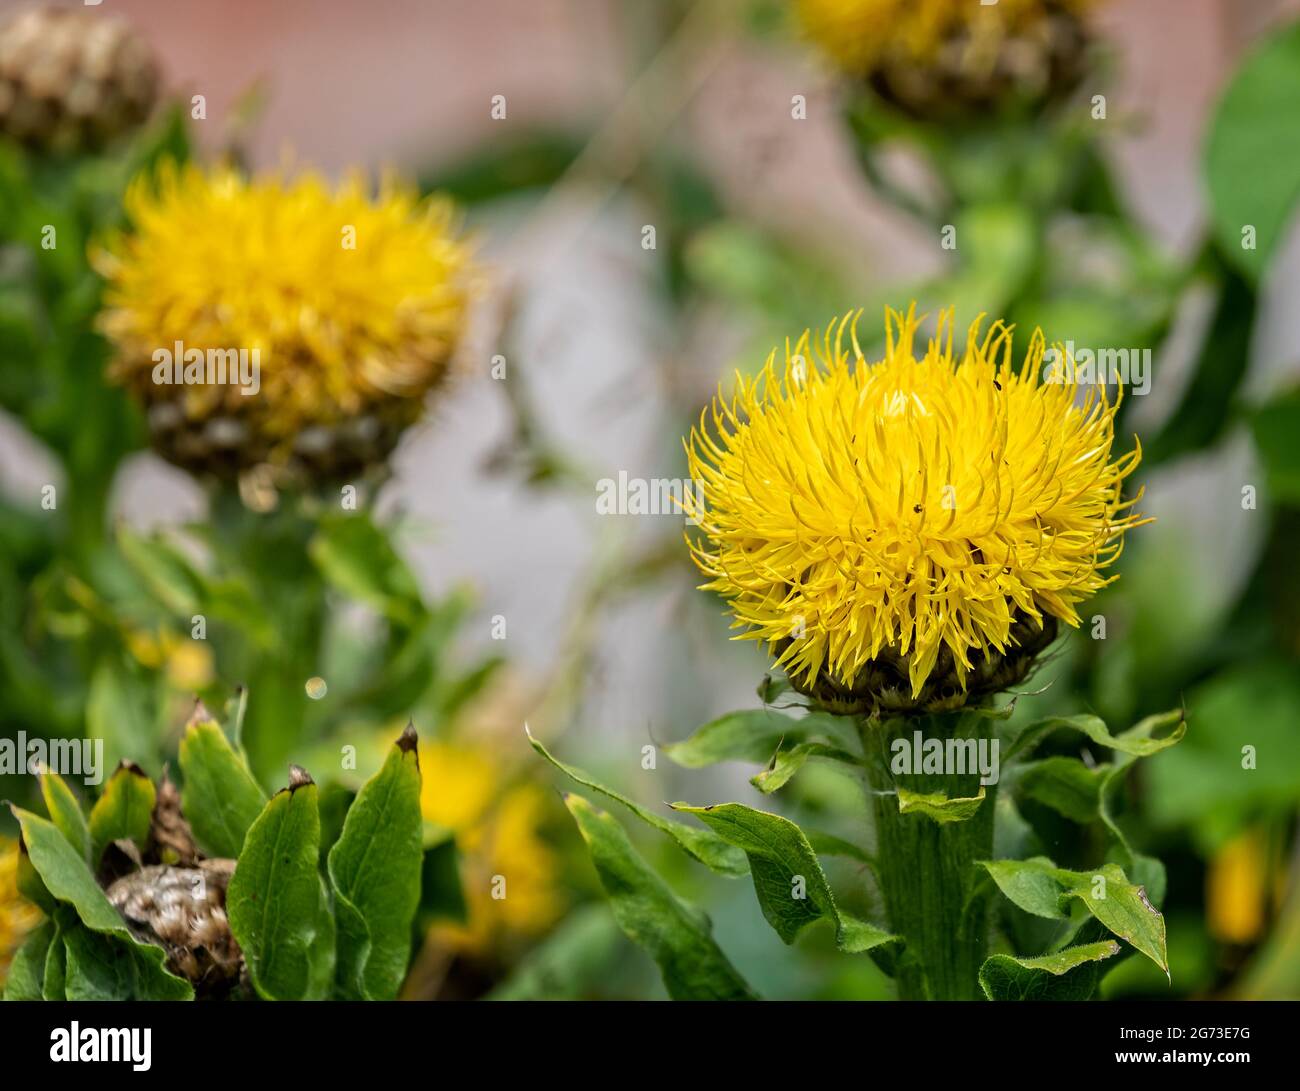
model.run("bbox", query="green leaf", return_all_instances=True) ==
[1143,253,1255,466]
[15,842,54,912]
[1060,863,1168,977]
[1016,757,1108,824]
[487,904,626,1001]
[42,921,66,1000]
[664,708,858,769]
[8,806,193,998]
[1206,18,1300,279]
[37,766,91,863]
[327,725,423,1000]
[11,806,133,935]
[1003,709,1184,763]
[3,920,54,1000]
[1250,386,1300,504]
[804,829,872,862]
[979,941,1121,1001]
[308,513,422,625]
[227,769,333,1000]
[528,728,748,878]
[86,658,157,778]
[982,857,1168,974]
[416,836,467,929]
[981,857,1071,920]
[61,914,194,1001]
[672,802,896,955]
[563,794,758,1000]
[750,741,861,794]
[897,785,987,824]
[116,525,206,617]
[88,761,156,864]
[178,706,268,858]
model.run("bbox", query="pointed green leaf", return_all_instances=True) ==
[897,785,987,824]
[1004,710,1184,763]
[1059,863,1168,977]
[88,761,156,864]
[528,728,748,878]
[672,802,896,955]
[664,709,858,768]
[982,857,1168,974]
[327,726,423,1000]
[11,806,130,935]
[178,708,268,858]
[981,857,1070,919]
[3,920,54,1000]
[228,769,333,1000]
[42,922,66,1000]
[9,805,192,998]
[979,941,1121,1001]
[60,913,194,1001]
[563,793,757,1000]
[38,766,91,863]
[1015,757,1108,824]
[750,742,861,793]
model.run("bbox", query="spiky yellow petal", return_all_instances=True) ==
[684,306,1145,705]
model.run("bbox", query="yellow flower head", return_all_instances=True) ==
[796,0,1094,74]
[95,162,473,483]
[684,306,1144,710]
[795,0,1096,118]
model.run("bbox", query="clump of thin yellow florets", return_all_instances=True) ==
[684,306,1145,709]
[94,161,474,484]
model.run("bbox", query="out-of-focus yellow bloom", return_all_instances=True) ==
[419,742,498,832]
[684,306,1144,709]
[95,162,473,483]
[419,741,562,952]
[797,0,1093,72]
[1208,829,1270,945]
[125,626,214,691]
[0,837,41,987]
[796,0,1096,117]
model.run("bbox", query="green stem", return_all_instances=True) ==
[860,711,997,1000]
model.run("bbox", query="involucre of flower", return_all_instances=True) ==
[684,306,1145,714]
[0,7,159,154]
[94,163,474,485]
[795,0,1095,119]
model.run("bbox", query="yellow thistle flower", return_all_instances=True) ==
[796,0,1096,116]
[684,306,1144,712]
[0,837,41,987]
[94,162,473,484]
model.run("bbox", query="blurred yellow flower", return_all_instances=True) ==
[796,0,1096,116]
[125,626,214,690]
[1207,829,1271,945]
[419,740,563,951]
[684,306,1144,710]
[0,837,41,987]
[95,162,474,483]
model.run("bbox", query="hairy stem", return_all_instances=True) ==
[860,710,997,1000]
